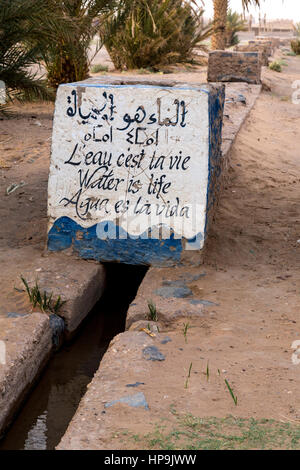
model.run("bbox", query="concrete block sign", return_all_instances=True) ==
[47,77,224,266]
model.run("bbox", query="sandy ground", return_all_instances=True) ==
[0,46,300,446]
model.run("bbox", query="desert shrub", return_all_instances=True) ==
[291,39,300,55]
[102,0,213,70]
[225,9,247,47]
[277,59,288,67]
[91,63,109,73]
[269,61,282,72]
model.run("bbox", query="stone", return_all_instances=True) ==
[49,313,65,349]
[6,312,28,318]
[161,279,187,287]
[180,273,206,281]
[104,392,149,410]
[160,336,172,344]
[236,94,247,105]
[47,77,224,267]
[190,299,219,306]
[208,51,262,84]
[128,320,162,334]
[126,382,145,388]
[142,345,165,361]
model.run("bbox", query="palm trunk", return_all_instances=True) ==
[211,0,228,50]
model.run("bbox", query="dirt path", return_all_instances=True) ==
[156,55,300,422]
[0,103,53,314]
[151,55,300,422]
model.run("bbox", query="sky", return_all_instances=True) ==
[200,0,300,22]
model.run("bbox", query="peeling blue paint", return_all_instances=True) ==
[205,85,225,238]
[48,216,193,266]
[104,392,149,410]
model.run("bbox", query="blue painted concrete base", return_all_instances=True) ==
[48,217,204,266]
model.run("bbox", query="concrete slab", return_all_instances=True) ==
[0,312,52,436]
[222,83,262,157]
[0,252,106,435]
[57,331,166,450]
[14,252,106,336]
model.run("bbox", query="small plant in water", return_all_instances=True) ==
[184,362,193,389]
[147,300,158,321]
[21,276,66,314]
[225,378,238,406]
[182,322,190,343]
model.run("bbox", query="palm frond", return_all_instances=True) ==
[226,8,247,47]
[40,0,119,87]
[103,0,212,70]
[0,0,59,115]
[242,0,261,9]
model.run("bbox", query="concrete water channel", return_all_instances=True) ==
[0,264,147,450]
[0,77,262,450]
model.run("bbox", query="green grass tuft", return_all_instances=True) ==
[91,64,109,73]
[182,322,190,343]
[206,361,210,381]
[184,362,193,389]
[20,276,66,314]
[147,299,158,322]
[225,379,238,406]
[116,412,300,450]
[269,61,282,72]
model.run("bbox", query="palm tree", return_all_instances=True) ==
[40,0,119,88]
[0,0,55,114]
[226,9,247,47]
[211,0,261,50]
[211,0,228,50]
[0,0,87,114]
